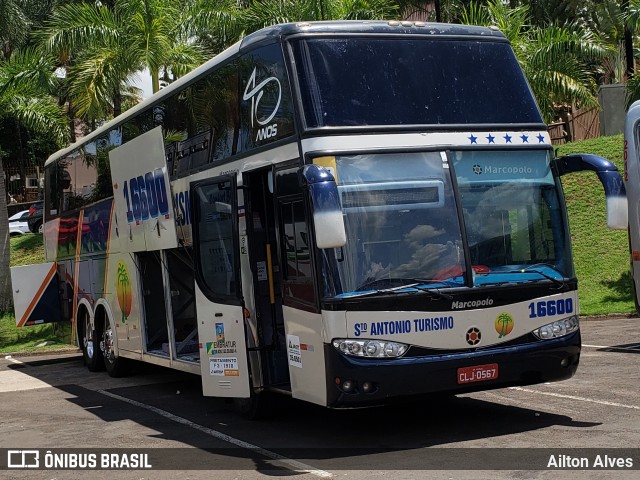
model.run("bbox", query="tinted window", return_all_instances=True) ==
[291,38,543,127]
[44,130,119,220]
[279,198,316,307]
[238,43,295,151]
[193,179,239,300]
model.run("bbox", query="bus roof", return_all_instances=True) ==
[45,20,506,167]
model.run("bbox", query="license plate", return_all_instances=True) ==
[457,363,498,384]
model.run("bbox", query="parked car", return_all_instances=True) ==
[8,209,31,236]
[27,202,43,234]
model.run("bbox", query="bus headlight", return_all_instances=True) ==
[332,339,408,358]
[532,316,579,340]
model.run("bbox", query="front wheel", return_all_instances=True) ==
[233,390,271,420]
[82,311,104,372]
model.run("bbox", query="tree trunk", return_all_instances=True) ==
[113,89,122,118]
[624,0,635,78]
[15,119,26,200]
[0,153,13,313]
[67,98,76,144]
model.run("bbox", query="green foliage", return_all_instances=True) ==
[0,312,74,354]
[460,0,610,123]
[10,234,45,267]
[557,134,635,315]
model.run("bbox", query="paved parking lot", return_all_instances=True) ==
[0,317,638,479]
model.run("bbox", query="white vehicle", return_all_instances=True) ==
[12,21,627,417]
[8,210,31,236]
[623,101,640,309]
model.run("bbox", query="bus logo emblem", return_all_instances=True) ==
[466,327,482,346]
[495,313,514,338]
[243,67,282,129]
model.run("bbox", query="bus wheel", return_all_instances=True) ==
[81,311,104,372]
[233,390,270,420]
[102,320,126,377]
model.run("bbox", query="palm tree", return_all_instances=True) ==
[460,0,610,122]
[40,0,206,123]
[239,0,400,33]
[0,49,67,312]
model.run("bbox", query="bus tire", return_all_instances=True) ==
[233,390,271,420]
[81,309,104,372]
[101,314,128,378]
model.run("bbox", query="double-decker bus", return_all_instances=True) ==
[12,21,627,416]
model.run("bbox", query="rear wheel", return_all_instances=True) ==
[81,310,104,372]
[102,318,127,377]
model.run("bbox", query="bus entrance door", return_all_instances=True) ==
[191,176,251,398]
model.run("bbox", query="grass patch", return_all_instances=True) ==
[557,134,635,315]
[0,312,74,354]
[10,233,45,267]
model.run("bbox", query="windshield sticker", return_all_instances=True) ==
[206,323,237,355]
[210,357,239,377]
[287,334,303,368]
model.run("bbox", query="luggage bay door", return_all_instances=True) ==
[191,176,250,398]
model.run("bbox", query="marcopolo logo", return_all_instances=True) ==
[452,298,494,309]
[481,165,534,175]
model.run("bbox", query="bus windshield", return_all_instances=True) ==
[291,37,543,128]
[322,152,466,297]
[453,149,573,286]
[321,149,572,299]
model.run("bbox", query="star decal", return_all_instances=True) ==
[520,134,529,143]
[537,134,545,143]
[468,134,478,144]
[504,134,512,143]
[473,164,482,175]
[486,134,495,144]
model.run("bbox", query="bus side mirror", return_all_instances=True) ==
[555,154,628,230]
[300,164,347,248]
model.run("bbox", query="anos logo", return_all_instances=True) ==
[495,312,514,338]
[466,327,482,346]
[115,261,132,323]
[472,164,483,175]
[243,67,281,141]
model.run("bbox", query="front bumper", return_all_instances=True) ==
[325,331,580,407]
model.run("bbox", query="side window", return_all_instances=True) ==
[238,43,295,153]
[193,178,240,302]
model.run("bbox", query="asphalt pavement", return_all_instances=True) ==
[0,317,639,479]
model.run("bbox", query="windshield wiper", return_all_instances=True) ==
[488,264,566,288]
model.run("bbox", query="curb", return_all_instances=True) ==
[3,348,80,358]
[580,313,638,321]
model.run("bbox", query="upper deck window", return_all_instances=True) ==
[290,37,543,128]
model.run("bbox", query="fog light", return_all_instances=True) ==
[561,357,570,367]
[362,381,374,393]
[342,380,354,393]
